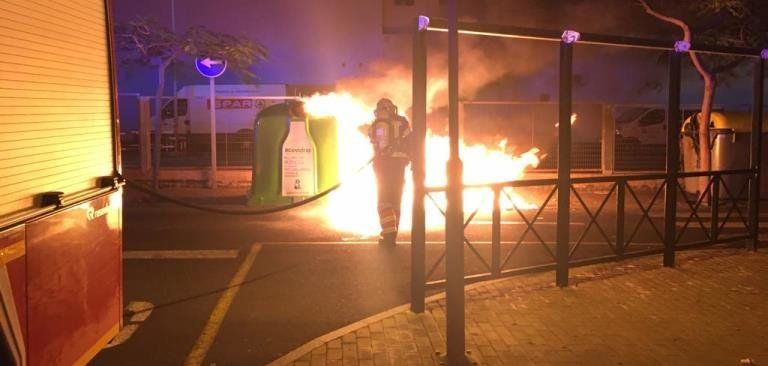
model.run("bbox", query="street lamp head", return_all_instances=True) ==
[674,41,691,53]
[418,15,430,31]
[761,49,768,60]
[561,30,580,44]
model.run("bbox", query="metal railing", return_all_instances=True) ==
[122,132,253,167]
[410,13,765,363]
[615,141,666,171]
[418,169,754,289]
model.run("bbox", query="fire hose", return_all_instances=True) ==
[122,157,374,216]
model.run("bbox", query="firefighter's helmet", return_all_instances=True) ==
[374,98,397,119]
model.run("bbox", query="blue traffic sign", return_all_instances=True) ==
[195,57,227,78]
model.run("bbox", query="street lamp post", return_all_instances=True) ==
[556,33,575,287]
[445,0,467,364]
[410,16,428,314]
[664,44,684,267]
[748,53,766,251]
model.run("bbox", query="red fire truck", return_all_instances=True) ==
[0,0,123,364]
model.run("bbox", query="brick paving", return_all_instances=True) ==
[284,248,768,365]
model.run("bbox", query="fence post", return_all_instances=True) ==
[748,54,765,251]
[556,31,576,287]
[710,175,720,241]
[224,133,229,167]
[601,104,615,175]
[491,186,501,277]
[139,97,152,175]
[616,180,625,257]
[410,15,428,314]
[664,47,683,267]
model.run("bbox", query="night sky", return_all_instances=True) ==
[113,0,758,131]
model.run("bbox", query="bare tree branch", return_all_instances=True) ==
[637,0,691,41]
[636,0,715,194]
[636,0,712,81]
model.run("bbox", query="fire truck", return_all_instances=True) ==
[0,0,123,364]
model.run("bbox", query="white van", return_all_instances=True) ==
[158,84,292,134]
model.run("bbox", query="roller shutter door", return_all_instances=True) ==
[0,0,114,219]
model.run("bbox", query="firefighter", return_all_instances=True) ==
[369,98,411,246]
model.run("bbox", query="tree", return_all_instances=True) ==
[636,0,766,194]
[115,17,267,188]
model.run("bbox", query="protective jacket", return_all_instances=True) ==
[368,115,411,159]
[368,114,411,243]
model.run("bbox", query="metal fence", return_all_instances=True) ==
[420,169,753,288]
[118,95,297,169]
[122,131,253,167]
[410,14,765,363]
[616,141,666,171]
[537,142,601,170]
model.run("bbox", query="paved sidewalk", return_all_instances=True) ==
[276,249,768,366]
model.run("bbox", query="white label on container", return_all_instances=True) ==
[282,121,316,197]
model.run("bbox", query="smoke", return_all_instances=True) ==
[335,33,553,119]
[334,61,416,115]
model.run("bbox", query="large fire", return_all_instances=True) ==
[302,92,542,237]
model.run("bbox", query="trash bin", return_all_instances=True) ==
[247,101,338,206]
[711,127,748,199]
[308,115,339,193]
[681,112,752,198]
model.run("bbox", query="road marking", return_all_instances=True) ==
[184,243,262,366]
[261,240,663,246]
[104,301,154,349]
[123,250,239,260]
[77,323,119,366]
[473,220,586,226]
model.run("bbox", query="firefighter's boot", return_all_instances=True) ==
[378,232,397,246]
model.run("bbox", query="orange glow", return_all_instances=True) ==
[555,113,578,127]
[303,92,541,237]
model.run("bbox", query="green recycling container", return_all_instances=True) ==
[309,116,339,192]
[248,102,339,206]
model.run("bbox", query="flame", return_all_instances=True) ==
[555,113,578,127]
[303,92,541,237]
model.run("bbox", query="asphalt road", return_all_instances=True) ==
[90,188,742,365]
[92,202,423,366]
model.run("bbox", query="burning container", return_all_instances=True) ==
[248,101,339,205]
[681,111,768,198]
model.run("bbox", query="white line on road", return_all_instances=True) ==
[104,301,154,348]
[184,243,262,366]
[473,220,586,226]
[123,250,240,260]
[261,240,663,246]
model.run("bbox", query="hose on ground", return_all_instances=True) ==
[122,158,374,216]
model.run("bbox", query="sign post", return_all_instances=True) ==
[195,57,227,188]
